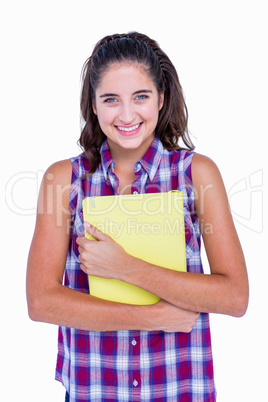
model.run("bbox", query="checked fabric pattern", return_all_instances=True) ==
[55,137,216,401]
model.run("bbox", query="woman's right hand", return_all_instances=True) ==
[147,299,200,333]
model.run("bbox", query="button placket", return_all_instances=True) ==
[131,335,140,390]
[132,162,142,195]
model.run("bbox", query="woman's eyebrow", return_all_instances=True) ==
[99,89,153,98]
[133,89,152,95]
[99,93,118,98]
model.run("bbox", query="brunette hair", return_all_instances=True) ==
[79,32,194,174]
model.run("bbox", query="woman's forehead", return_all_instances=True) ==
[97,62,155,91]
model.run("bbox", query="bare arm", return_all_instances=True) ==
[79,154,249,317]
[26,160,199,332]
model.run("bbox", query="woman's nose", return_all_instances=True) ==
[118,103,135,124]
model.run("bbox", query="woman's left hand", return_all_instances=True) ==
[76,222,131,280]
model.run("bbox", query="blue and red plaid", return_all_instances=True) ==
[55,137,216,401]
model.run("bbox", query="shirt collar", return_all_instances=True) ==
[100,140,114,180]
[138,137,164,181]
[100,137,164,181]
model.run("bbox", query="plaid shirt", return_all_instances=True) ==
[55,137,216,401]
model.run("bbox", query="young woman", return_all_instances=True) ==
[26,32,249,401]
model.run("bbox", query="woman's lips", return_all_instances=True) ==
[115,122,143,136]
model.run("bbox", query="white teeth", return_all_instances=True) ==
[117,123,140,132]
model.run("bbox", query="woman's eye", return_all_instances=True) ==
[104,98,117,103]
[136,95,148,100]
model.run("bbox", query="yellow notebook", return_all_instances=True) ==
[82,191,186,305]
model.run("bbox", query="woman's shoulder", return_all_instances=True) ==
[36,160,73,221]
[192,152,220,173]
[191,152,224,189]
[43,159,72,186]
[43,153,89,183]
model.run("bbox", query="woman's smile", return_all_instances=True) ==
[115,122,143,136]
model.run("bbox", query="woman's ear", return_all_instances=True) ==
[159,92,164,111]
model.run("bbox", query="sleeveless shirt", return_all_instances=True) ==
[55,137,216,401]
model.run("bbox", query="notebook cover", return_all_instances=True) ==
[82,191,186,305]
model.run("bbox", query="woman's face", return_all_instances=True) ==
[93,62,164,158]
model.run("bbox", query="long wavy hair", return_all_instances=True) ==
[79,32,194,175]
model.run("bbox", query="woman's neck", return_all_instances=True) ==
[106,137,154,194]
[107,136,153,167]
[110,150,139,194]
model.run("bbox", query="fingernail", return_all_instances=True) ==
[84,221,91,229]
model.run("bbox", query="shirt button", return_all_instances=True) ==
[133,379,138,387]
[133,191,139,195]
[131,339,137,346]
[134,163,141,172]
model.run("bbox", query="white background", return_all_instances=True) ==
[1,1,267,400]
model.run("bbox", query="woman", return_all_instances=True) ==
[26,32,249,401]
